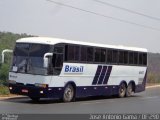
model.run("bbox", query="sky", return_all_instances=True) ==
[0,0,160,53]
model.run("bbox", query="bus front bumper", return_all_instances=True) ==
[9,83,63,99]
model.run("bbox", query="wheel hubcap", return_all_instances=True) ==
[120,84,126,97]
[64,87,73,101]
[127,85,133,95]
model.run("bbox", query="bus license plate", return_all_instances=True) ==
[22,89,28,93]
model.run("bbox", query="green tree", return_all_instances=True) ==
[0,31,33,86]
[0,64,9,86]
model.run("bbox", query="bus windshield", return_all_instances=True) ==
[11,43,50,75]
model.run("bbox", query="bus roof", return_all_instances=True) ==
[16,37,147,52]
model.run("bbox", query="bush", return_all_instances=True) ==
[0,86,10,95]
[0,63,9,86]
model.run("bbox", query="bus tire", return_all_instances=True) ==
[118,82,126,98]
[30,97,40,102]
[63,84,75,102]
[126,83,133,97]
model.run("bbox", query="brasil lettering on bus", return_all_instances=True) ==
[64,65,84,73]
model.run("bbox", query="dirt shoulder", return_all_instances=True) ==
[0,94,25,100]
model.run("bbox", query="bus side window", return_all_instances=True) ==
[134,52,138,65]
[55,54,63,68]
[101,49,106,63]
[94,48,101,62]
[54,46,63,53]
[139,53,143,65]
[107,49,112,63]
[124,51,128,64]
[87,47,94,62]
[75,46,80,61]
[66,45,80,62]
[52,54,56,67]
[67,45,75,61]
[119,51,128,64]
[143,53,147,65]
[65,45,68,61]
[52,46,64,75]
[129,52,134,65]
[80,46,87,62]
[112,50,118,64]
[119,51,124,64]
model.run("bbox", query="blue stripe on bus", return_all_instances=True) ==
[102,66,112,84]
[97,66,108,85]
[92,65,102,85]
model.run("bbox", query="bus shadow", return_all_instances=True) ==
[2,95,141,104]
[76,95,140,102]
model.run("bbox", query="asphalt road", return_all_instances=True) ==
[0,86,160,114]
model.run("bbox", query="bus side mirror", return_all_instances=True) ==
[43,53,53,68]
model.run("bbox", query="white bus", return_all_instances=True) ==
[9,37,147,102]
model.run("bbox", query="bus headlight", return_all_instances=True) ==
[35,83,48,88]
[9,87,13,90]
[8,80,16,84]
[40,91,44,94]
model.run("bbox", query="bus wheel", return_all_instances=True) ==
[30,97,40,102]
[63,84,74,102]
[126,83,133,97]
[118,83,126,98]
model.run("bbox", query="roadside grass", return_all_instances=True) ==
[0,86,10,96]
